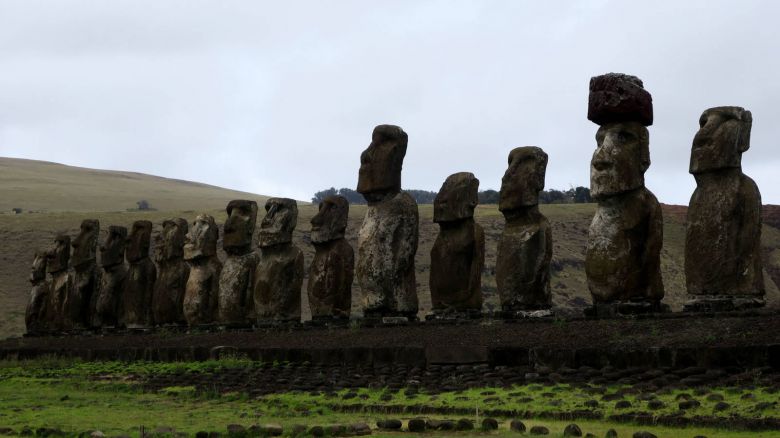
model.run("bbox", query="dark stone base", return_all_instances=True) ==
[425,309,482,323]
[304,317,350,328]
[585,301,669,318]
[255,319,301,329]
[499,309,554,319]
[684,296,765,313]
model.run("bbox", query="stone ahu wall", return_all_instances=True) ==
[24,72,767,334]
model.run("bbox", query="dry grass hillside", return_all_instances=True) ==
[1,158,779,339]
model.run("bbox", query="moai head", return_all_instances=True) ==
[155,218,188,262]
[71,219,99,269]
[223,200,258,254]
[499,147,548,211]
[590,122,650,199]
[434,172,479,222]
[588,73,653,126]
[30,251,47,283]
[184,214,219,261]
[100,226,127,268]
[259,198,298,247]
[690,106,752,174]
[311,195,349,243]
[357,124,408,202]
[45,233,70,274]
[126,220,152,263]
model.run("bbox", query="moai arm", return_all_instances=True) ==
[470,222,486,301]
[644,198,665,301]
[737,177,764,295]
[394,198,419,273]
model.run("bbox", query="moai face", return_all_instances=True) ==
[71,219,99,268]
[30,252,47,283]
[590,122,649,199]
[499,147,548,211]
[311,195,349,243]
[45,233,70,274]
[223,200,258,254]
[100,226,127,268]
[158,218,188,261]
[357,124,407,202]
[126,220,152,263]
[259,198,298,247]
[690,106,752,174]
[434,172,479,222]
[184,214,218,261]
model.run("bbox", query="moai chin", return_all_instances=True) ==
[67,219,99,330]
[183,214,221,325]
[307,195,354,321]
[429,172,484,317]
[496,148,553,316]
[585,73,664,316]
[44,233,71,331]
[218,200,259,326]
[25,252,49,334]
[684,106,764,311]
[355,125,419,319]
[254,198,304,323]
[92,226,127,328]
[152,218,190,325]
[120,220,156,328]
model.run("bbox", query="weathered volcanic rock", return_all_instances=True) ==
[121,220,156,328]
[218,200,259,325]
[45,233,71,331]
[183,215,221,325]
[92,226,127,328]
[152,218,189,325]
[25,252,49,334]
[588,73,653,126]
[66,219,99,329]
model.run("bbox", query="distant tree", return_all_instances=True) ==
[405,189,438,204]
[311,187,338,204]
[137,200,151,210]
[11,208,22,214]
[478,190,499,204]
[573,186,592,203]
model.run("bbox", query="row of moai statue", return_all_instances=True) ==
[25,72,766,333]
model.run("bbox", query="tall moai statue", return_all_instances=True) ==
[67,219,99,329]
[496,148,553,316]
[25,252,49,334]
[92,226,127,328]
[307,195,354,321]
[152,218,189,325]
[218,200,259,326]
[121,220,156,328]
[355,125,419,320]
[429,172,484,318]
[45,233,71,331]
[684,106,764,311]
[183,214,221,325]
[585,73,664,316]
[254,198,304,323]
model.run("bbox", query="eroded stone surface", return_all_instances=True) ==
[92,226,127,328]
[152,218,189,325]
[685,106,764,309]
[183,215,221,325]
[497,147,552,311]
[25,252,49,334]
[308,196,354,320]
[430,172,484,313]
[44,233,71,331]
[588,73,653,126]
[218,200,258,325]
[121,220,156,328]
[67,219,99,329]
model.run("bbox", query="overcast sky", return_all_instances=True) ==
[1,1,778,204]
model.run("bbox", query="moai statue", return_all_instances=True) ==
[684,106,764,311]
[355,125,419,320]
[218,200,259,326]
[183,214,221,325]
[496,148,553,316]
[254,198,304,323]
[152,218,190,325]
[429,172,484,318]
[25,252,49,334]
[67,219,99,329]
[92,226,127,328]
[120,220,156,328]
[585,73,664,316]
[307,195,354,321]
[45,233,71,331]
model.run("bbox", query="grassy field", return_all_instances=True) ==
[0,358,777,437]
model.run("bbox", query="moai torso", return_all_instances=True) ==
[25,252,49,334]
[121,220,156,328]
[254,198,304,322]
[496,147,553,311]
[92,226,127,328]
[685,107,764,303]
[430,172,484,313]
[67,219,99,329]
[183,215,221,325]
[307,196,354,320]
[355,125,419,318]
[152,218,190,325]
[45,234,71,331]
[218,200,259,325]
